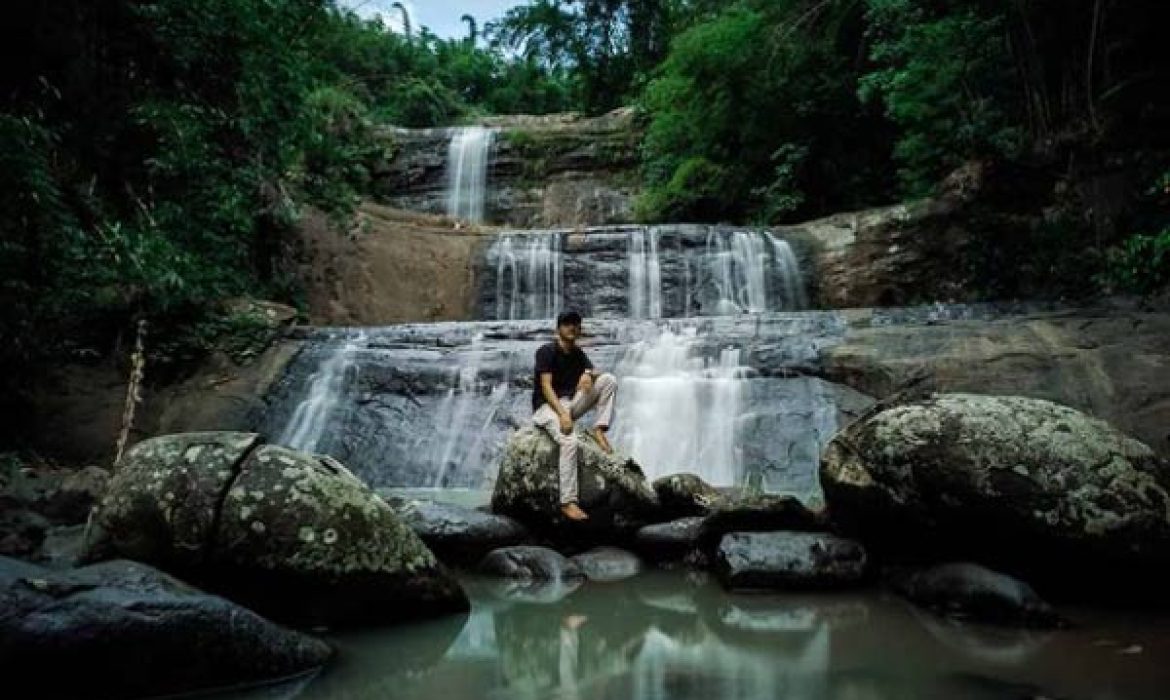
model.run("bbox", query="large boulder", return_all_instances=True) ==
[491,426,659,541]
[0,556,330,698]
[386,496,530,567]
[820,393,1170,586]
[714,531,869,591]
[888,562,1066,628]
[90,432,468,626]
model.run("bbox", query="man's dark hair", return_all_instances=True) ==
[556,310,583,327]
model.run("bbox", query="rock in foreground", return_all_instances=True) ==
[821,394,1170,585]
[92,432,468,627]
[0,557,330,698]
[491,427,659,540]
[570,546,643,582]
[478,545,584,581]
[889,562,1066,628]
[715,532,868,590]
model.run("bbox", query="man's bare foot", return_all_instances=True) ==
[591,427,613,454]
[561,502,589,521]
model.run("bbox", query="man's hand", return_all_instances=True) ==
[558,411,573,435]
[577,371,594,394]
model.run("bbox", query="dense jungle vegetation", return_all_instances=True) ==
[2,0,1168,445]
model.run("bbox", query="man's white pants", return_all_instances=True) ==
[532,372,617,505]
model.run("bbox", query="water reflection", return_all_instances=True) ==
[270,572,1170,700]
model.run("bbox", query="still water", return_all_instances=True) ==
[239,571,1170,700]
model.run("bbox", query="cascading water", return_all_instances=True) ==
[446,126,494,224]
[479,226,807,320]
[610,329,746,484]
[628,227,663,319]
[487,233,562,320]
[277,333,365,454]
[427,335,513,488]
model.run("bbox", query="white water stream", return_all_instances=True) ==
[446,126,494,224]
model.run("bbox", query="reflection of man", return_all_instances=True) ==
[532,310,618,522]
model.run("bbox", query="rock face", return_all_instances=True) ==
[0,557,331,698]
[491,426,660,540]
[820,308,1170,459]
[714,532,869,590]
[374,109,639,228]
[91,432,468,626]
[820,393,1170,583]
[653,473,725,518]
[889,563,1066,628]
[387,496,530,566]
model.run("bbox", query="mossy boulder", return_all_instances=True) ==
[820,393,1170,586]
[90,432,468,626]
[491,427,660,542]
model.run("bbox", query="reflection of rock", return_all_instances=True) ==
[479,577,585,605]
[491,427,659,543]
[479,545,584,581]
[904,602,1054,667]
[91,432,468,627]
[570,546,643,582]
[634,516,705,564]
[715,532,868,590]
[821,393,1170,588]
[1,556,330,698]
[492,581,650,696]
[387,496,530,567]
[299,612,468,700]
[889,563,1066,628]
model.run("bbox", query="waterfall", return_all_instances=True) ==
[611,328,747,485]
[490,233,562,320]
[628,227,663,319]
[447,126,494,224]
[427,335,512,488]
[278,333,365,453]
[768,233,809,310]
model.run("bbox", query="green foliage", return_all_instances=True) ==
[859,0,1022,194]
[1098,230,1170,297]
[638,1,892,223]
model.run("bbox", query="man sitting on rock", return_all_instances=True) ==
[532,310,618,522]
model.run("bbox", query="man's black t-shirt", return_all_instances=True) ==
[532,342,593,412]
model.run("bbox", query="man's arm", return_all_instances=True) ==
[540,372,573,434]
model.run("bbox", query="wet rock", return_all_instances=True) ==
[478,545,584,581]
[653,473,725,518]
[37,524,87,569]
[698,493,828,553]
[570,546,643,582]
[41,466,109,523]
[0,556,331,698]
[491,426,660,541]
[633,517,705,564]
[714,531,868,590]
[820,393,1170,586]
[889,563,1067,628]
[0,509,49,558]
[90,433,469,627]
[387,497,530,567]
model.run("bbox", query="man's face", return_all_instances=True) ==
[557,322,581,345]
